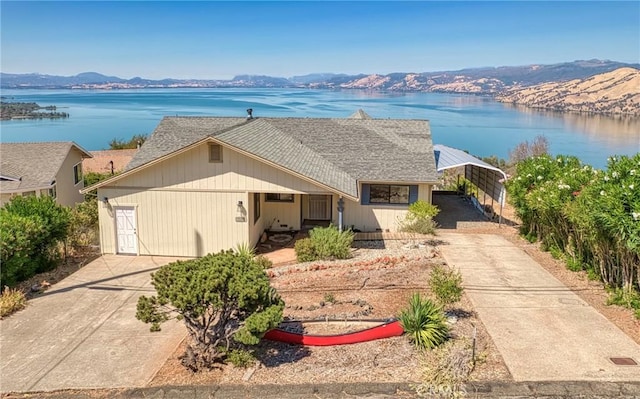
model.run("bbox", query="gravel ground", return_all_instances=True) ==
[149,237,511,387]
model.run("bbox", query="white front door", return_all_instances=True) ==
[308,195,330,220]
[115,207,138,254]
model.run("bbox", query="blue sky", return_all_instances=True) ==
[1,1,638,79]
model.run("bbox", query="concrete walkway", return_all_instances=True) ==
[438,232,640,381]
[0,255,186,393]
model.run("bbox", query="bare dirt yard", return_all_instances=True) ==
[149,240,511,387]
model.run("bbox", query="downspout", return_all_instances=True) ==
[337,197,344,232]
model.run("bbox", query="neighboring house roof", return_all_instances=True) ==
[0,142,92,193]
[433,144,507,180]
[83,149,138,174]
[95,114,438,199]
[349,109,373,119]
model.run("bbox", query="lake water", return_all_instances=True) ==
[1,88,638,169]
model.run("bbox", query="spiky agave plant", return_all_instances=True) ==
[234,242,256,259]
[399,293,449,350]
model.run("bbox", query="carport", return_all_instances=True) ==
[433,144,508,224]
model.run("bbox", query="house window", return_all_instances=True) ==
[73,162,83,185]
[265,193,294,202]
[253,193,261,224]
[370,184,410,204]
[362,184,418,205]
[209,144,223,163]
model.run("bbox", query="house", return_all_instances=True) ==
[0,142,92,207]
[83,111,438,257]
[83,149,138,175]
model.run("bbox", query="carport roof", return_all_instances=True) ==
[433,144,507,180]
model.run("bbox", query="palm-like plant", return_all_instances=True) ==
[399,293,449,350]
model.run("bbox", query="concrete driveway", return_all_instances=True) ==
[0,255,186,393]
[439,232,640,381]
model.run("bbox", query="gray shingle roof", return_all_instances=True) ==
[349,109,373,119]
[0,142,91,193]
[125,114,437,198]
[126,117,248,170]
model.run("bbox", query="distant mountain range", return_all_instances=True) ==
[2,59,638,94]
[2,59,639,115]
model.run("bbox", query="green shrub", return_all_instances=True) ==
[565,256,583,272]
[0,286,27,318]
[67,199,99,249]
[408,200,440,219]
[399,200,439,234]
[607,287,640,319]
[254,255,273,269]
[294,238,317,262]
[429,265,464,306]
[0,212,45,286]
[399,293,449,350]
[226,349,256,368]
[1,196,70,286]
[136,250,284,371]
[323,292,336,304]
[294,226,354,262]
[309,225,353,260]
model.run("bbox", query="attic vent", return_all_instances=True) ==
[209,144,222,163]
[246,108,254,119]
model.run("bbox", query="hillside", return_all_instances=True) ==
[2,60,638,94]
[496,68,640,116]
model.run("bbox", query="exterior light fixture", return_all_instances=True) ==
[236,200,246,222]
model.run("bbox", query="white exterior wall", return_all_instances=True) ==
[336,183,433,232]
[55,148,85,206]
[98,188,249,257]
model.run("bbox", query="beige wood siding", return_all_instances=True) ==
[263,194,301,231]
[336,184,433,232]
[55,148,85,206]
[419,184,433,203]
[110,143,327,194]
[248,193,266,248]
[98,188,249,257]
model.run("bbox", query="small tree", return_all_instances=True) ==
[109,133,147,150]
[508,134,549,165]
[136,250,284,371]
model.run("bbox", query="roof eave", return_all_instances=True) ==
[209,137,359,201]
[1,183,55,194]
[80,137,211,193]
[80,136,360,201]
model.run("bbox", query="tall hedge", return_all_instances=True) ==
[506,153,640,292]
[1,195,70,286]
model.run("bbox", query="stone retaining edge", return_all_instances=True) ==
[4,381,640,399]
